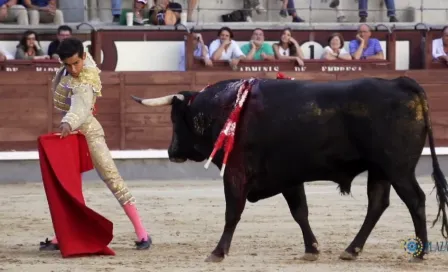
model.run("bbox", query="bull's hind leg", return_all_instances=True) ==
[205,162,248,263]
[390,174,428,260]
[282,183,319,261]
[340,172,391,260]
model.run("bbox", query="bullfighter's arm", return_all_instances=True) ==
[61,85,94,131]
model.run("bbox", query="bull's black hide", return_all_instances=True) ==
[131,76,448,262]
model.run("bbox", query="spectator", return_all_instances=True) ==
[358,0,397,23]
[0,46,14,60]
[329,0,346,23]
[148,0,167,25]
[133,0,148,24]
[15,30,49,60]
[243,0,265,22]
[23,0,64,25]
[179,32,212,71]
[279,0,304,23]
[148,0,182,25]
[0,0,29,25]
[208,27,245,68]
[349,24,384,60]
[272,27,305,66]
[431,26,448,64]
[186,0,197,22]
[240,28,274,61]
[112,0,121,22]
[47,25,72,59]
[321,32,351,60]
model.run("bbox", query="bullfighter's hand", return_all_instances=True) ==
[59,122,72,138]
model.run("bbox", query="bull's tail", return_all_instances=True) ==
[398,76,448,238]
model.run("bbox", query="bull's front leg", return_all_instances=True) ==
[205,158,248,262]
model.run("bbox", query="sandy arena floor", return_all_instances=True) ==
[0,178,448,271]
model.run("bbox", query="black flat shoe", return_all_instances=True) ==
[39,238,60,251]
[135,236,152,250]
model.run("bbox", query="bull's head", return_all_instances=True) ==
[130,92,206,163]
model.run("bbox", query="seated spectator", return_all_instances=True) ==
[179,32,212,71]
[148,0,181,25]
[186,0,197,22]
[272,27,305,66]
[209,27,245,68]
[111,0,121,22]
[240,28,275,61]
[243,0,265,22]
[279,0,304,23]
[0,46,14,60]
[0,0,29,25]
[47,25,72,59]
[23,0,64,25]
[432,26,448,64]
[15,30,49,60]
[132,0,148,24]
[321,33,352,60]
[349,24,384,60]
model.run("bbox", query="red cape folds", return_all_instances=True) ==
[38,133,115,258]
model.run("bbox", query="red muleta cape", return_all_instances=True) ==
[38,132,115,258]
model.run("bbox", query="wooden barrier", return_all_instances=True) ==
[0,60,60,72]
[1,70,448,151]
[191,59,391,72]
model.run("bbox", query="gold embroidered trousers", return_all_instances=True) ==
[79,116,136,206]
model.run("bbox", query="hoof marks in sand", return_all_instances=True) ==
[300,253,319,261]
[339,251,357,261]
[205,254,224,263]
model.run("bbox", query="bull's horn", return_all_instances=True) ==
[130,94,184,106]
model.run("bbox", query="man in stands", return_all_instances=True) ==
[431,26,448,64]
[0,0,29,25]
[349,24,384,60]
[240,28,275,61]
[47,25,72,59]
[23,0,64,25]
[179,32,212,70]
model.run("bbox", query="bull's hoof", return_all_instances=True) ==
[300,253,319,261]
[339,251,357,260]
[205,253,224,262]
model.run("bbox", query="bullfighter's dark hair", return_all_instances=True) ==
[327,32,345,49]
[217,26,234,39]
[57,37,84,61]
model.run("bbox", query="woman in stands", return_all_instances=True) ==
[320,32,352,60]
[208,27,245,70]
[272,27,305,66]
[15,30,49,60]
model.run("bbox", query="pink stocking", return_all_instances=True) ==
[123,203,148,241]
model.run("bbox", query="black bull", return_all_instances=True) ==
[131,76,448,262]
